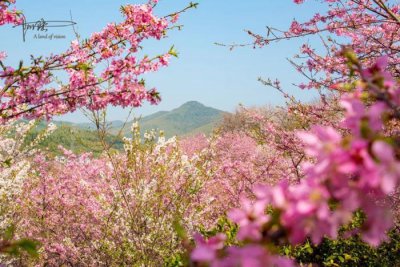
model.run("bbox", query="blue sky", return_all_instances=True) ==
[0,0,327,122]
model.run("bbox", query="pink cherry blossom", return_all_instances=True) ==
[191,233,226,262]
[228,198,269,241]
[0,1,192,122]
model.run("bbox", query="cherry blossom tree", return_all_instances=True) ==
[191,52,400,267]
[190,0,400,265]
[0,0,197,122]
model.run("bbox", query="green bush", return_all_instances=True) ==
[282,227,400,267]
[196,215,400,267]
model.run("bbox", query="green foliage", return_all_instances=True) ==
[199,217,239,247]
[168,45,179,58]
[197,213,400,267]
[4,239,39,258]
[25,123,123,156]
[1,226,39,258]
[164,254,186,267]
[282,227,400,267]
[280,212,400,266]
[163,217,239,266]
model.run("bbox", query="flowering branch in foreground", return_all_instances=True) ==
[0,0,195,122]
[190,55,400,266]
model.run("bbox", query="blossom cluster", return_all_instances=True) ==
[0,120,55,263]
[190,57,400,266]
[0,0,22,26]
[0,0,187,122]
[13,125,214,265]
[246,0,400,94]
